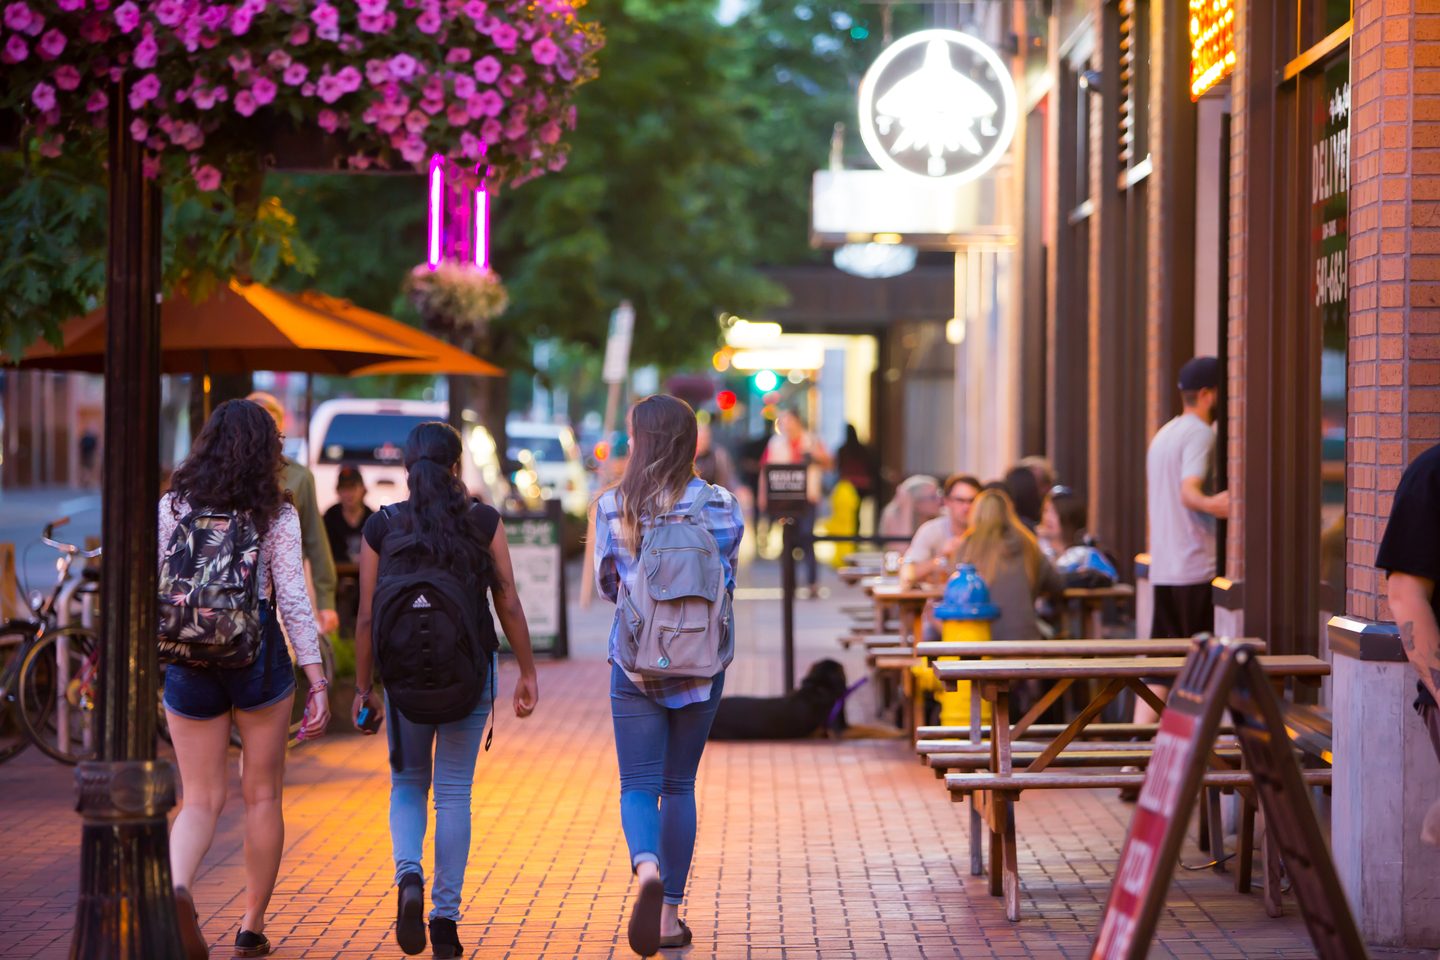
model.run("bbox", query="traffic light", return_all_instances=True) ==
[716,389,738,411]
[752,369,780,393]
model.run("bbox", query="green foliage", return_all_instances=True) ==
[0,147,319,362]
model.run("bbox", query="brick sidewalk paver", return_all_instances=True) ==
[2,650,1340,960]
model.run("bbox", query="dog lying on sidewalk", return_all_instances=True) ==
[708,660,851,740]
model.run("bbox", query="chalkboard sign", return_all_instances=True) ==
[763,464,811,518]
[497,499,569,658]
[1092,637,1364,960]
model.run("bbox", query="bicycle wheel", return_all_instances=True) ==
[0,630,35,764]
[18,626,100,764]
[288,633,336,748]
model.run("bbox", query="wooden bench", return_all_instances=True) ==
[928,649,1327,921]
[838,632,904,650]
[929,744,1244,772]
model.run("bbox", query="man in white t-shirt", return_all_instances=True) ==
[1132,356,1230,732]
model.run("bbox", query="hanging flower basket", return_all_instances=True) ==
[404,260,507,336]
[0,0,602,191]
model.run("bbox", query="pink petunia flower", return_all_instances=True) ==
[473,55,500,83]
[142,154,161,179]
[459,131,483,158]
[128,72,160,108]
[399,135,427,164]
[420,97,443,116]
[415,7,440,33]
[403,108,428,133]
[57,0,84,11]
[530,36,558,65]
[503,115,526,140]
[251,75,277,105]
[537,120,561,144]
[133,33,157,68]
[447,103,469,127]
[334,65,362,92]
[78,12,111,42]
[38,133,64,157]
[129,117,148,141]
[153,0,183,24]
[192,86,220,109]
[53,64,81,90]
[347,153,373,170]
[267,49,291,70]
[365,58,390,85]
[357,0,386,13]
[34,27,64,58]
[357,11,387,32]
[112,0,139,33]
[446,47,471,64]
[234,90,258,115]
[310,2,338,29]
[474,89,503,117]
[301,81,315,96]
[85,88,108,111]
[479,117,502,142]
[1,34,28,62]
[376,114,402,133]
[228,51,252,74]
[461,0,485,21]
[282,62,308,85]
[491,22,517,50]
[505,64,525,85]
[231,7,253,34]
[316,74,343,102]
[288,23,309,45]
[388,53,417,79]
[316,109,339,132]
[31,81,56,111]
[4,2,35,33]
[193,165,222,191]
[452,75,476,99]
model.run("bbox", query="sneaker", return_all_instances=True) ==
[396,873,426,956]
[233,930,272,958]
[429,918,463,959]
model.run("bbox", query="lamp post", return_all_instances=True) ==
[69,81,183,960]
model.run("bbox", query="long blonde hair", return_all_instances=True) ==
[615,394,699,551]
[960,489,1044,588]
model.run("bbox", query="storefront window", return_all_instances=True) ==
[1313,55,1348,617]
[1302,0,1351,48]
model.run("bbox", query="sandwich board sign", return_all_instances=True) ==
[497,500,568,658]
[1091,637,1365,960]
[763,464,810,518]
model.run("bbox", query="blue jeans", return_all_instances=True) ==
[386,670,494,922]
[610,665,725,906]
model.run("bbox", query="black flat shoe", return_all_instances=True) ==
[173,887,209,960]
[658,919,692,949]
[396,873,426,956]
[627,873,663,957]
[233,930,271,958]
[429,917,463,959]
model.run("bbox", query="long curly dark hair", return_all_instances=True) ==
[169,399,287,537]
[403,421,489,570]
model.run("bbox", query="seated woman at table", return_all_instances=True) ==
[953,489,1064,642]
[1037,484,1088,560]
[878,474,942,541]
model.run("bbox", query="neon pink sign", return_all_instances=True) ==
[426,152,491,271]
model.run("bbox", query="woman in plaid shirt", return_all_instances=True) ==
[592,395,744,955]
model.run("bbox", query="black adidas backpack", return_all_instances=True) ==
[372,503,498,725]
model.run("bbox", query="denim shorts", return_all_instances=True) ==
[162,609,295,721]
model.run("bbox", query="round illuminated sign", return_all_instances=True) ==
[857,29,1018,183]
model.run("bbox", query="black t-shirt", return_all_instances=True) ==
[1376,443,1440,706]
[324,503,374,565]
[362,499,500,557]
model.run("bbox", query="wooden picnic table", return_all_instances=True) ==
[1059,583,1134,639]
[929,647,1328,921]
[869,581,941,640]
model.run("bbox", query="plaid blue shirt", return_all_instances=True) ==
[595,478,744,707]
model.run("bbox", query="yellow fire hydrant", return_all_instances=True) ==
[930,563,998,728]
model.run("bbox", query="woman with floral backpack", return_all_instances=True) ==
[592,395,745,956]
[157,399,331,960]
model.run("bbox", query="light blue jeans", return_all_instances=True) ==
[610,665,725,906]
[386,666,494,922]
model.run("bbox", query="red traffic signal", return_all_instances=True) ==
[716,390,738,411]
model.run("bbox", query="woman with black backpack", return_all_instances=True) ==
[158,399,332,960]
[592,395,745,956]
[352,421,539,959]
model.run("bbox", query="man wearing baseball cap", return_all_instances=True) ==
[1131,357,1230,730]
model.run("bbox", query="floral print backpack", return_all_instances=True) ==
[157,508,265,668]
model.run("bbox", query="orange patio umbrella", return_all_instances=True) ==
[288,290,503,377]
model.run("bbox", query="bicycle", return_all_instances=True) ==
[4,519,103,765]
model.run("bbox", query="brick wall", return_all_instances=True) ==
[1347,0,1440,621]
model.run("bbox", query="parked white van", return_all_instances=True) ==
[506,420,589,516]
[308,399,509,514]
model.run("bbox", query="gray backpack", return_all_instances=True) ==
[617,484,734,678]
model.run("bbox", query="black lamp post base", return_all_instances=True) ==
[70,761,185,960]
